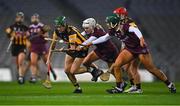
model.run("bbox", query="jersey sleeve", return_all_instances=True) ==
[92,33,111,45]
[123,22,138,32]
[5,25,13,38]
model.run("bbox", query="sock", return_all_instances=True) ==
[130,79,134,86]
[136,83,141,89]
[74,83,81,89]
[116,82,121,88]
[89,67,97,73]
[116,82,124,88]
[164,80,171,86]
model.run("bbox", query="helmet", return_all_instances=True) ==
[105,14,120,28]
[54,16,67,26]
[113,7,128,16]
[16,12,24,18]
[15,12,24,23]
[32,13,39,18]
[31,13,40,24]
[82,18,96,28]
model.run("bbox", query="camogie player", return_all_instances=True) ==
[113,7,142,93]
[76,18,123,89]
[27,13,55,83]
[5,12,28,84]
[47,16,102,93]
[88,12,176,93]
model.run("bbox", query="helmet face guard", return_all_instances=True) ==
[105,14,120,29]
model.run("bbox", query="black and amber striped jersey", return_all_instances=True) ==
[6,23,28,46]
[53,26,86,46]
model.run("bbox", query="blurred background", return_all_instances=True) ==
[0,0,180,82]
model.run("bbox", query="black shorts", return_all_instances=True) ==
[11,45,26,56]
[66,49,88,58]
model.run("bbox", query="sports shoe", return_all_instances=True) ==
[43,80,52,89]
[106,82,127,94]
[128,88,143,93]
[29,77,37,83]
[168,82,176,93]
[91,68,104,82]
[124,85,136,93]
[106,87,123,94]
[73,88,82,93]
[18,76,25,84]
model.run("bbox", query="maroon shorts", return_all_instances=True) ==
[125,46,149,57]
[31,43,48,55]
[94,48,119,63]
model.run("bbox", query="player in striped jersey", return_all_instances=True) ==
[45,16,102,93]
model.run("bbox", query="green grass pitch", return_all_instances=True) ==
[0,81,179,105]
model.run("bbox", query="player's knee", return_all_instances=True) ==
[70,70,75,74]
[30,62,36,66]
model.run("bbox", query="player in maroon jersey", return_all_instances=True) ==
[113,7,142,93]
[76,18,120,83]
[88,11,176,93]
[27,13,56,84]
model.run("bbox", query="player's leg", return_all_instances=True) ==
[125,60,142,93]
[107,62,123,89]
[82,51,103,81]
[106,49,134,94]
[30,52,38,83]
[69,57,85,93]
[138,53,176,93]
[123,63,134,85]
[64,55,81,93]
[17,52,26,84]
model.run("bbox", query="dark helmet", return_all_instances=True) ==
[32,13,39,18]
[54,16,67,26]
[16,12,24,18]
[105,14,120,28]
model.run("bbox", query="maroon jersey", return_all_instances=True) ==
[87,27,119,63]
[29,23,46,44]
[28,22,48,54]
[109,22,149,55]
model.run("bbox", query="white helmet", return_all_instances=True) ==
[82,18,96,28]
